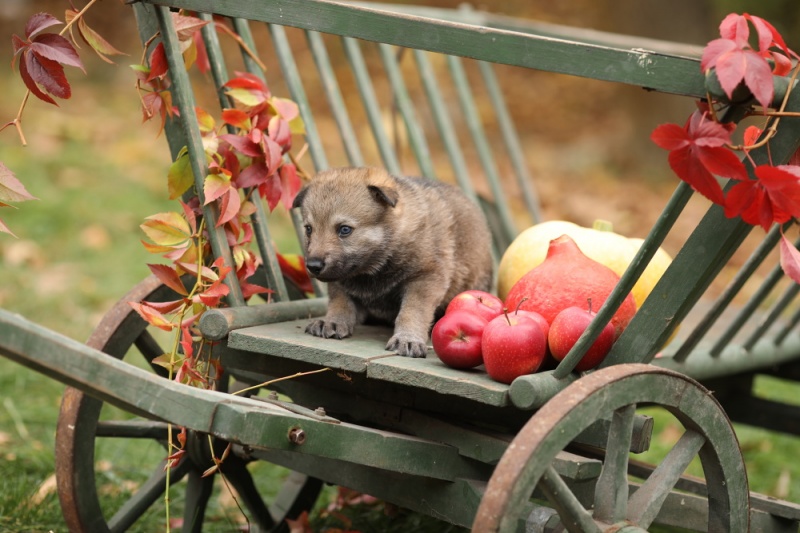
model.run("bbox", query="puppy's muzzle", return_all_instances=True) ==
[305,257,325,277]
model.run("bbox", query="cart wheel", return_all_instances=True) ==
[55,276,322,532]
[473,364,749,533]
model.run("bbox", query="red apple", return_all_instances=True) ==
[445,290,504,322]
[431,310,489,369]
[548,305,615,372]
[482,310,547,384]
[512,309,549,340]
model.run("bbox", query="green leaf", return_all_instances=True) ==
[167,147,194,200]
[140,211,192,246]
[226,87,264,108]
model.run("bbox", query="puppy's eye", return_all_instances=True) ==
[338,225,353,238]
[304,225,312,237]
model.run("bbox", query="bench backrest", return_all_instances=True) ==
[132,0,800,379]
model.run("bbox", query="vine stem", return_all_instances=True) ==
[231,367,333,396]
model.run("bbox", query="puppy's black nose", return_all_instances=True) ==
[306,258,325,276]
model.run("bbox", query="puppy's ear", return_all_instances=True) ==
[292,186,309,209]
[368,185,398,208]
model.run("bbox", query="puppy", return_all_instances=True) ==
[292,166,494,357]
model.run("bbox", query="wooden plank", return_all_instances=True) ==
[228,319,394,372]
[230,319,512,406]
[367,355,508,406]
[141,0,706,98]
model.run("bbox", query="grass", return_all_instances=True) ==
[1,52,800,533]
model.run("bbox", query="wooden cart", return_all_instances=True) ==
[2,1,800,531]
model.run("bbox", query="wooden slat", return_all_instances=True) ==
[141,0,706,97]
[229,319,511,406]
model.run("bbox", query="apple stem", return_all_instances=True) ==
[514,297,528,315]
[502,307,511,326]
[587,298,593,314]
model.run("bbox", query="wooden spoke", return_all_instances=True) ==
[108,459,191,532]
[222,457,278,529]
[56,277,322,532]
[627,429,707,528]
[473,364,748,532]
[133,329,170,378]
[538,465,602,533]
[95,420,170,441]
[182,469,216,533]
[593,403,635,522]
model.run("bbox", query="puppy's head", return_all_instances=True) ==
[292,167,399,282]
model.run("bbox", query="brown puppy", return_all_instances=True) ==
[292,166,494,357]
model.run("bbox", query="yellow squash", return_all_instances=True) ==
[498,220,672,310]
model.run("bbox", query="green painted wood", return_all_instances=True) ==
[199,298,328,340]
[556,182,694,377]
[132,3,187,162]
[673,223,786,362]
[593,405,634,523]
[155,6,245,306]
[655,334,800,381]
[270,24,329,172]
[447,54,517,242]
[140,0,706,98]
[743,283,800,351]
[306,30,365,166]
[200,15,291,303]
[366,354,509,406]
[478,60,542,224]
[228,318,512,406]
[626,429,706,528]
[412,50,478,203]
[377,44,437,178]
[341,37,401,175]
[508,370,579,409]
[0,309,493,484]
[605,86,800,367]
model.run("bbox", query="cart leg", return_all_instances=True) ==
[473,364,749,533]
[55,276,322,532]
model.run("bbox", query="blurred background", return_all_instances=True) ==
[1,0,799,531]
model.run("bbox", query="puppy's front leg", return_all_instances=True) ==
[306,284,358,339]
[387,277,448,358]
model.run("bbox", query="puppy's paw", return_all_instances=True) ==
[305,318,354,339]
[386,333,429,358]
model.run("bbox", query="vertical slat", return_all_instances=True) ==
[155,6,245,306]
[478,60,542,224]
[447,55,517,242]
[557,182,693,378]
[269,24,329,172]
[709,264,786,357]
[743,283,800,351]
[672,223,785,362]
[342,36,402,175]
[412,50,478,202]
[775,303,800,345]
[200,14,291,303]
[378,44,436,178]
[306,30,365,167]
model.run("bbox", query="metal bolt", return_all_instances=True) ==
[288,427,306,445]
[314,407,326,417]
[268,391,279,400]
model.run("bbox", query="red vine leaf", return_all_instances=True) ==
[129,301,175,331]
[780,233,800,285]
[12,13,84,105]
[147,42,169,82]
[148,263,189,296]
[651,111,747,204]
[724,165,800,231]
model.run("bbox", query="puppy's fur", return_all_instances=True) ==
[292,166,493,357]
